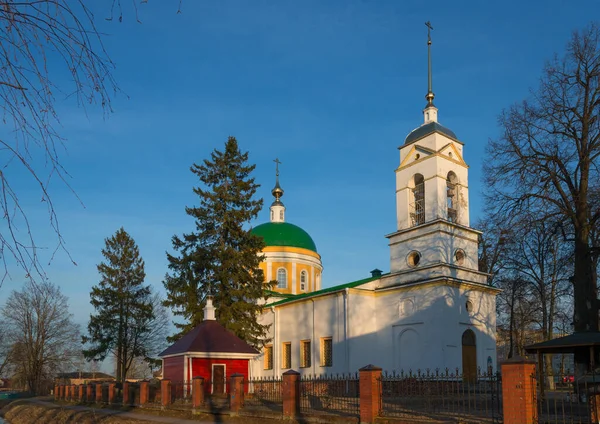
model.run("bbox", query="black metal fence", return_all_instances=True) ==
[243,376,283,412]
[170,381,193,409]
[147,382,162,407]
[534,368,599,423]
[299,373,360,418]
[379,368,503,423]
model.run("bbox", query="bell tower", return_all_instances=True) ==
[384,23,485,286]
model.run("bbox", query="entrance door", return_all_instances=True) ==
[212,365,225,394]
[462,329,477,383]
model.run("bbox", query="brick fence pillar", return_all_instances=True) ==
[282,370,300,418]
[86,384,93,402]
[59,384,65,400]
[501,358,536,424]
[71,385,76,401]
[78,384,84,401]
[359,364,382,424]
[95,383,103,403]
[192,377,204,408]
[140,381,149,406]
[108,383,116,404]
[229,374,244,414]
[591,393,600,423]
[161,379,172,407]
[122,381,130,405]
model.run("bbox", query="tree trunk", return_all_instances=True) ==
[573,230,599,373]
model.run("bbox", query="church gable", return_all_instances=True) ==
[437,143,467,167]
[398,144,436,169]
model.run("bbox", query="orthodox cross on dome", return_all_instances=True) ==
[270,158,286,223]
[425,21,435,107]
[272,158,284,202]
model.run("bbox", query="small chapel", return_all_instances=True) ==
[248,30,499,380]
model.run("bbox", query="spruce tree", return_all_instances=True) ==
[83,227,154,383]
[163,136,269,347]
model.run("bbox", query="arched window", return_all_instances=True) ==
[300,271,307,291]
[277,268,287,289]
[447,172,458,222]
[410,174,425,226]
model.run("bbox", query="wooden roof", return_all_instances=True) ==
[159,320,258,357]
[524,332,600,354]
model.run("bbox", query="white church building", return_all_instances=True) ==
[249,35,499,379]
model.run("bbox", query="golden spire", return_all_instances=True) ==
[425,21,435,107]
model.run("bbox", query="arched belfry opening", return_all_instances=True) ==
[446,171,458,223]
[409,174,425,226]
[462,329,477,383]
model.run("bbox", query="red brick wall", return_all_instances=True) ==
[163,356,185,381]
[191,358,249,394]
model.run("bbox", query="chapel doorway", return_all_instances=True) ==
[213,365,225,394]
[461,329,476,383]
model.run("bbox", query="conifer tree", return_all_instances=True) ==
[83,227,154,383]
[163,136,270,347]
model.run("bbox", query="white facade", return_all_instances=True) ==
[251,279,497,378]
[251,75,499,378]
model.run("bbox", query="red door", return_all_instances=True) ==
[213,365,225,394]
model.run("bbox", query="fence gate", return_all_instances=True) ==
[534,367,597,423]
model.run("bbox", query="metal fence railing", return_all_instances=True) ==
[534,368,599,423]
[147,382,162,407]
[243,376,283,412]
[299,373,360,418]
[170,381,193,409]
[380,368,502,424]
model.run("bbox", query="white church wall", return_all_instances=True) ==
[346,290,377,372]
[388,221,481,275]
[366,283,498,374]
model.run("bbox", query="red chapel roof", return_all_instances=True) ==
[159,320,259,357]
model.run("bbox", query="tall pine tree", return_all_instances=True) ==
[163,136,270,347]
[83,227,154,383]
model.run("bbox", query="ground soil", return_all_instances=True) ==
[0,398,277,424]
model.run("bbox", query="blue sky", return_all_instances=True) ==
[2,1,598,332]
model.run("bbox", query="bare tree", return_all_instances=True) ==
[1,280,80,394]
[0,1,120,286]
[0,325,13,378]
[484,23,600,371]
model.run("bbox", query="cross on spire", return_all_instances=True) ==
[274,157,281,178]
[425,21,435,107]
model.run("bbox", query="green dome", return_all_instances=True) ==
[252,222,317,253]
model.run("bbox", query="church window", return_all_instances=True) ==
[415,153,420,160]
[320,337,333,367]
[454,249,465,266]
[407,251,421,267]
[282,342,291,369]
[465,300,474,314]
[300,271,307,291]
[280,210,284,220]
[447,172,458,223]
[300,340,311,368]
[410,174,425,226]
[264,345,273,370]
[271,210,274,220]
[277,268,287,289]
